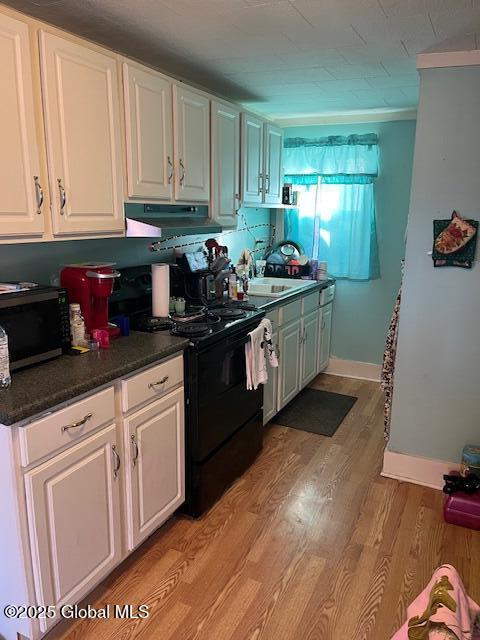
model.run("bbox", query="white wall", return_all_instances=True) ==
[388,65,480,463]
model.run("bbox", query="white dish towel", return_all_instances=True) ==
[245,318,278,390]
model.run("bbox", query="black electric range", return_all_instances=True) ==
[111,265,265,516]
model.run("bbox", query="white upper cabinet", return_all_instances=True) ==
[210,101,240,228]
[123,61,174,201]
[241,114,284,206]
[241,113,264,204]
[264,123,283,205]
[0,13,44,237]
[39,31,124,236]
[173,85,210,202]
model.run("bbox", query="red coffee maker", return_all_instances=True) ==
[60,263,121,338]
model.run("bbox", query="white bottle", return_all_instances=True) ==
[0,324,11,389]
[69,303,87,347]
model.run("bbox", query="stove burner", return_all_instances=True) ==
[171,323,212,337]
[214,308,246,320]
[209,300,258,312]
[135,316,172,332]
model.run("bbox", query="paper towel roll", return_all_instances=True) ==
[152,264,170,317]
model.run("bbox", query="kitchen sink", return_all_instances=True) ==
[247,277,317,298]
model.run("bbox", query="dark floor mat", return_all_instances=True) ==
[274,387,357,437]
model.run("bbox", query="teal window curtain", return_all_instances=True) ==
[283,134,380,281]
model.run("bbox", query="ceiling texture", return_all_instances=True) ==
[4,0,480,120]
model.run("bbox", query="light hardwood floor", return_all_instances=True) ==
[47,374,480,640]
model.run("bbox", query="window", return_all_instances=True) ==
[283,134,380,281]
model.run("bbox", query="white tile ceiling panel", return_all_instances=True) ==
[3,0,479,118]
[325,63,389,79]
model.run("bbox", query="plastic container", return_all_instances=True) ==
[228,273,237,300]
[444,490,480,530]
[92,328,110,349]
[69,303,87,347]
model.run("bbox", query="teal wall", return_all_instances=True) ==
[0,207,272,285]
[389,67,480,463]
[283,120,416,365]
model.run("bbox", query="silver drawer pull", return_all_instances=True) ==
[131,434,139,467]
[148,375,169,389]
[61,413,93,433]
[112,444,121,479]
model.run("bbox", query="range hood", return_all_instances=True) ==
[125,203,222,237]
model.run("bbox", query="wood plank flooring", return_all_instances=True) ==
[47,374,480,640]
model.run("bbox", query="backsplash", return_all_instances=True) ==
[0,207,274,285]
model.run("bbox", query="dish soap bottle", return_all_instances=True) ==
[0,325,11,389]
[228,270,238,300]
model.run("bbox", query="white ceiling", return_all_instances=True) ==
[4,0,480,120]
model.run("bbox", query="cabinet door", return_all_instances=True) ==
[241,113,264,204]
[39,31,124,235]
[263,330,278,425]
[278,319,301,410]
[301,309,319,388]
[0,13,44,237]
[318,304,333,373]
[264,123,283,205]
[124,387,185,550]
[123,62,174,200]
[173,85,210,202]
[24,425,121,633]
[210,101,240,228]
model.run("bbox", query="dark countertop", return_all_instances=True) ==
[250,278,335,312]
[0,333,189,426]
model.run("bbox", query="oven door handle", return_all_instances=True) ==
[227,336,251,349]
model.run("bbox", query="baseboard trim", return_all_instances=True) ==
[382,449,459,490]
[325,357,381,382]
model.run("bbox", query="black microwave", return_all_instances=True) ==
[0,286,71,371]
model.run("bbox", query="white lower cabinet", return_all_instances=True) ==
[24,424,121,633]
[278,319,302,410]
[300,308,320,387]
[0,354,186,640]
[123,387,185,551]
[318,303,333,373]
[263,330,278,425]
[263,288,334,425]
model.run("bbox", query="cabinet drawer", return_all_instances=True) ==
[302,291,319,315]
[320,284,335,306]
[279,299,302,326]
[121,354,183,414]
[19,387,115,467]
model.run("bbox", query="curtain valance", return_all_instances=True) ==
[283,133,379,179]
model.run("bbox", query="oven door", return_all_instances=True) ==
[191,327,263,462]
[0,290,63,370]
